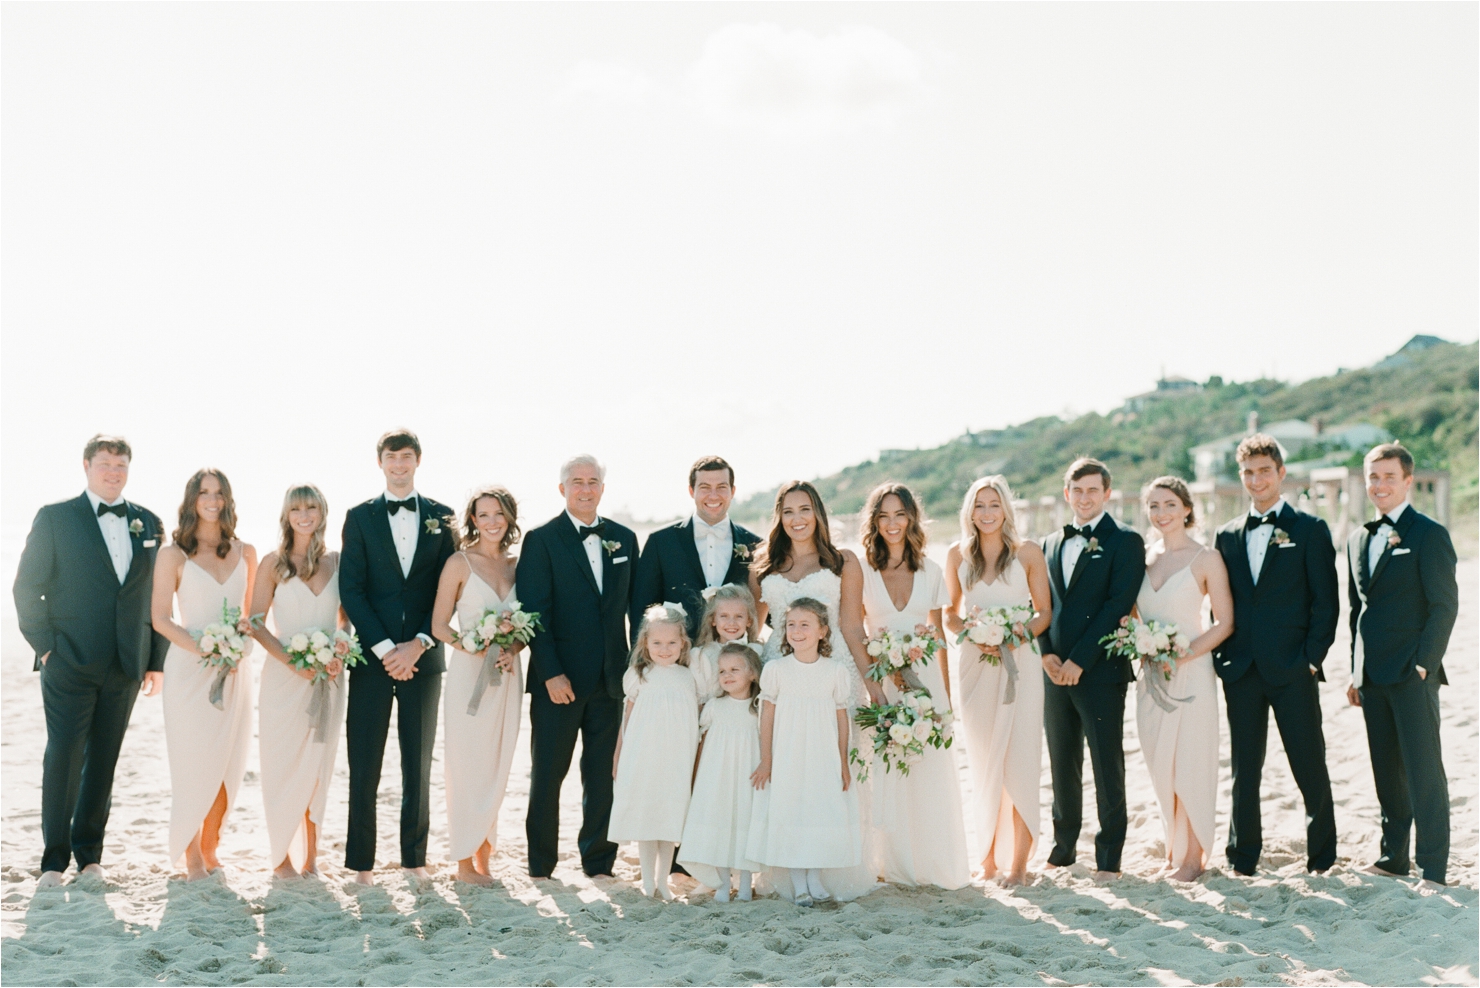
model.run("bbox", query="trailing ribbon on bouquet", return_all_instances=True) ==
[1140,661,1192,714]
[307,679,335,743]
[467,648,503,715]
[208,667,229,710]
[1000,645,1019,706]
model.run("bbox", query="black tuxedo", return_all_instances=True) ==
[339,493,456,871]
[516,512,636,877]
[1213,502,1340,873]
[1039,514,1144,872]
[13,492,169,874]
[1347,505,1458,884]
[631,517,762,638]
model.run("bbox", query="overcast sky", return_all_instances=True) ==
[3,2,1475,549]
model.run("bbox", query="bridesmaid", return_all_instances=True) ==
[944,476,1051,886]
[857,483,970,890]
[150,469,257,881]
[431,486,525,886]
[1134,476,1233,882]
[248,484,347,880]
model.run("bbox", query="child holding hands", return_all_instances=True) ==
[679,642,765,902]
[690,584,762,700]
[609,603,700,900]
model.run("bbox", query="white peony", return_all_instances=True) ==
[980,623,1005,647]
[315,648,333,665]
[916,694,934,712]
[199,634,217,653]
[866,640,884,657]
[310,630,330,649]
[889,723,913,745]
[967,624,992,645]
[911,719,934,742]
[460,633,480,652]
[289,633,310,653]
[1151,632,1170,653]
[1134,630,1156,655]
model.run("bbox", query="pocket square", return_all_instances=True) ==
[1392,547,1411,555]
[613,556,629,564]
[143,539,157,548]
[1278,542,1298,549]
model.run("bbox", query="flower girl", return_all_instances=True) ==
[746,598,862,906]
[679,642,765,902]
[609,603,700,899]
[691,584,762,700]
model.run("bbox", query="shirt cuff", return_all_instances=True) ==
[416,633,434,649]
[1309,664,1317,673]
[372,639,394,660]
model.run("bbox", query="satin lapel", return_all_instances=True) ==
[410,499,443,576]
[1046,533,1067,599]
[1250,505,1292,594]
[601,532,618,600]
[369,496,404,584]
[560,517,600,595]
[677,518,706,586]
[1357,528,1374,593]
[725,522,757,583]
[1369,508,1416,588]
[75,494,118,578]
[1225,524,1256,593]
[122,502,150,585]
[1066,518,1109,596]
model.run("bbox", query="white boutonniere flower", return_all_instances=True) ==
[602,539,621,555]
[128,518,144,535]
[1086,537,1101,554]
[733,543,751,562]
[425,517,444,536]
[1271,528,1291,545]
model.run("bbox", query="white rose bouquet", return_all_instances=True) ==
[863,623,943,685]
[850,689,953,781]
[196,601,252,710]
[1099,616,1192,712]
[956,604,1037,704]
[458,601,542,713]
[283,628,364,742]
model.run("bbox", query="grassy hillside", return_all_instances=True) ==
[736,339,1478,525]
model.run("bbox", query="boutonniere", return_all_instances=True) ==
[1388,532,1402,548]
[1086,537,1101,554]
[601,539,621,556]
[1271,528,1291,545]
[424,516,445,536]
[128,518,144,536]
[733,543,751,562]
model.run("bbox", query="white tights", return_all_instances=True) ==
[712,867,754,902]
[775,867,828,902]
[636,841,676,900]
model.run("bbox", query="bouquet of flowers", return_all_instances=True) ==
[1099,616,1191,712]
[458,601,542,713]
[850,689,953,781]
[863,624,942,685]
[955,604,1038,704]
[196,601,252,710]
[283,628,364,742]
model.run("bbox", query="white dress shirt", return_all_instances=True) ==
[693,515,733,588]
[1368,501,1410,574]
[569,511,604,593]
[371,490,433,660]
[1061,512,1105,585]
[1245,498,1288,585]
[86,489,132,584]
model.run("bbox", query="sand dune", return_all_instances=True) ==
[3,559,1475,986]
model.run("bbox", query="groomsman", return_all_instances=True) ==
[517,455,637,879]
[1345,442,1458,887]
[339,429,456,884]
[1039,458,1144,876]
[1212,434,1339,875]
[13,435,169,886]
[631,455,762,639]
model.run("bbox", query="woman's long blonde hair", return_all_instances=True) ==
[274,484,329,583]
[959,475,1022,589]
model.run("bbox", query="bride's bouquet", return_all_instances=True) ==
[863,624,942,685]
[1099,616,1191,712]
[196,601,252,710]
[283,628,364,742]
[458,602,542,713]
[850,689,953,781]
[956,604,1038,704]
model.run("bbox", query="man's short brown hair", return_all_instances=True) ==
[83,434,132,463]
[377,429,422,458]
[1235,433,1284,468]
[1364,442,1414,477]
[1064,457,1111,490]
[689,455,735,489]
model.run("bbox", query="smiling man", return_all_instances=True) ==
[631,456,762,640]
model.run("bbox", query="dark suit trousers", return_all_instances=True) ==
[526,687,621,878]
[40,658,139,874]
[1359,674,1449,885]
[1222,666,1337,873]
[344,669,441,871]
[1043,675,1127,872]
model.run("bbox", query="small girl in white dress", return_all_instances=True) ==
[609,603,700,900]
[690,584,762,700]
[746,598,862,906]
[679,642,765,902]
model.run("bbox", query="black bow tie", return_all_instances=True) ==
[1063,524,1093,541]
[387,498,417,515]
[96,502,127,519]
[578,522,607,540]
[1364,518,1396,535]
[1246,512,1276,532]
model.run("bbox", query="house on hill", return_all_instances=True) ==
[1124,374,1202,412]
[1190,416,1390,483]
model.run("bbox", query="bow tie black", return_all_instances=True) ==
[578,522,607,540]
[1063,524,1093,541]
[97,502,127,519]
[1245,512,1276,532]
[387,498,417,515]
[1364,518,1396,535]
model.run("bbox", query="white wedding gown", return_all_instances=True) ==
[1134,553,1218,870]
[860,561,970,889]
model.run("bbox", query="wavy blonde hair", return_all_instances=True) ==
[959,475,1023,589]
[696,583,760,647]
[629,603,692,681]
[274,484,329,583]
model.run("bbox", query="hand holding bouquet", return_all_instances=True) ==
[850,689,953,782]
[864,624,943,686]
[459,601,542,713]
[1099,616,1192,712]
[196,601,252,709]
[956,604,1037,703]
[283,628,364,742]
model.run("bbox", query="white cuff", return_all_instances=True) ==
[416,633,434,649]
[372,639,394,660]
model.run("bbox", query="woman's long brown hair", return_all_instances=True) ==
[172,468,237,560]
[860,482,928,573]
[753,480,844,580]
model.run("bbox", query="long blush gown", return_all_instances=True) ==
[164,557,253,866]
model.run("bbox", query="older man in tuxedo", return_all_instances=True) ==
[517,454,637,880]
[1346,442,1458,888]
[13,435,169,887]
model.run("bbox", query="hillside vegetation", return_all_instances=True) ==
[735,338,1478,524]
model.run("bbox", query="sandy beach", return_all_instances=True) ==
[3,556,1475,987]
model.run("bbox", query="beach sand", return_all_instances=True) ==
[3,558,1476,986]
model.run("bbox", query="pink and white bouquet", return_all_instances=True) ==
[863,624,943,684]
[196,601,252,709]
[1099,616,1192,712]
[284,628,364,684]
[458,601,542,712]
[956,604,1037,704]
[850,689,953,781]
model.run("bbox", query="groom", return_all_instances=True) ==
[517,454,636,879]
[339,428,456,884]
[1213,433,1339,875]
[631,455,762,640]
[13,435,169,887]
[1039,457,1144,877]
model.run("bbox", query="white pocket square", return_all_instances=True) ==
[613,556,629,564]
[1392,547,1411,555]
[1278,542,1298,549]
[143,539,157,548]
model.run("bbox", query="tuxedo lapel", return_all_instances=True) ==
[369,496,404,584]
[1225,524,1257,593]
[74,494,119,579]
[1046,532,1067,599]
[410,499,442,576]
[724,522,755,584]
[122,502,150,585]
[560,516,601,595]
[677,518,706,586]
[1065,517,1111,595]
[601,535,619,600]
[1252,505,1293,592]
[1369,508,1415,588]
[1356,529,1374,592]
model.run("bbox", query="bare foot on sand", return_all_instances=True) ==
[36,871,64,888]
[1002,870,1030,887]
[79,863,107,881]
[273,862,301,880]
[1093,870,1122,882]
[1169,864,1204,882]
[185,864,211,882]
[457,863,494,886]
[1362,863,1405,878]
[353,871,375,886]
[301,867,321,880]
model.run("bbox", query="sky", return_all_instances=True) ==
[3,2,1476,558]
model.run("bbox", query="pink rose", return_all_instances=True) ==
[334,639,351,657]
[908,645,924,661]
[1120,616,1130,628]
[914,624,928,636]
